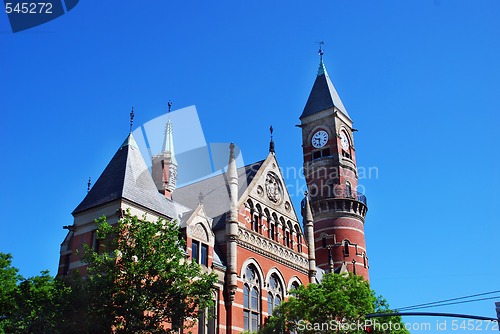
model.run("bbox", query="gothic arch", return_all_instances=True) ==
[264,267,286,290]
[240,258,264,287]
[287,276,303,294]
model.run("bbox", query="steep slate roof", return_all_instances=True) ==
[173,160,264,230]
[73,134,177,218]
[300,60,351,120]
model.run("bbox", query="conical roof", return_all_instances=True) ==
[73,134,176,217]
[300,59,351,120]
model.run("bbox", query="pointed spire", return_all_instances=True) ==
[269,125,275,153]
[73,132,176,217]
[300,45,351,120]
[162,101,177,165]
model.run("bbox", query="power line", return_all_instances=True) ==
[395,290,500,311]
[396,296,500,311]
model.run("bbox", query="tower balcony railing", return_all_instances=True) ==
[312,184,367,206]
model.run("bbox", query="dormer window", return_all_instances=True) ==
[192,240,209,266]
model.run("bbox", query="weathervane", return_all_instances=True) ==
[129,107,135,132]
[269,125,275,153]
[87,177,91,193]
[317,41,325,60]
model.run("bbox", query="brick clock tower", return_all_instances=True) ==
[300,50,369,281]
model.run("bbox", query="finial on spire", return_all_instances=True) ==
[269,125,275,153]
[87,177,91,193]
[316,41,327,76]
[229,142,235,159]
[129,107,135,133]
[317,41,325,61]
[168,100,172,113]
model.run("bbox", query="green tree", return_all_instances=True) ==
[81,211,218,334]
[0,252,21,333]
[259,273,408,334]
[0,253,71,334]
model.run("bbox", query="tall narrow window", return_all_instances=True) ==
[200,243,208,266]
[343,240,350,257]
[243,265,260,331]
[269,222,275,241]
[91,230,100,253]
[268,274,283,316]
[198,310,206,334]
[267,292,273,315]
[192,240,199,263]
[253,215,259,233]
[285,231,290,248]
[346,181,352,198]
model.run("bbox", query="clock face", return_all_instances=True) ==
[340,132,349,150]
[312,130,328,148]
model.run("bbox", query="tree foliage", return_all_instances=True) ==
[0,253,71,334]
[81,211,218,333]
[0,211,217,333]
[259,273,408,334]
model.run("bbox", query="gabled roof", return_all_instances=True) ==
[73,134,177,218]
[300,60,351,120]
[172,160,264,229]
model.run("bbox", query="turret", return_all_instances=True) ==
[226,143,239,300]
[301,192,317,283]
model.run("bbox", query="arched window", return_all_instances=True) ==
[295,225,302,252]
[346,181,352,198]
[243,265,260,331]
[343,240,350,257]
[253,214,259,232]
[267,274,283,316]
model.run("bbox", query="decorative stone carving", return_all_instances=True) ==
[191,223,208,242]
[238,227,309,271]
[265,172,283,204]
[256,185,264,197]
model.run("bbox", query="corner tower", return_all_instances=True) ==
[152,102,178,200]
[299,50,369,280]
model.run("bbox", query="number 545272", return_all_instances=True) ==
[5,2,53,14]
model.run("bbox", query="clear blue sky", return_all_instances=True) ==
[1,1,499,332]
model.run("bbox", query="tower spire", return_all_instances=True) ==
[162,102,177,166]
[151,101,178,199]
